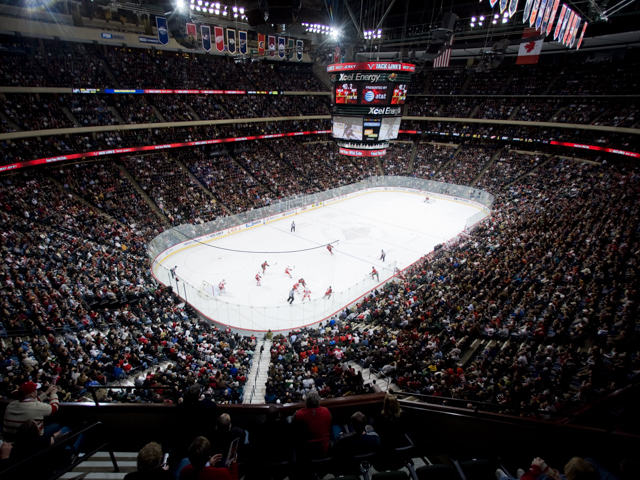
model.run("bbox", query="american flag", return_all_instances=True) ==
[433,36,454,68]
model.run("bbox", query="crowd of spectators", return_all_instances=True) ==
[115,97,160,124]
[122,153,225,225]
[439,98,479,118]
[474,98,517,120]
[427,69,467,95]
[475,150,547,193]
[33,42,109,89]
[1,94,74,131]
[552,100,608,125]
[407,98,440,116]
[189,96,229,121]
[382,143,413,176]
[63,96,119,126]
[515,99,563,122]
[411,142,457,179]
[435,143,495,185]
[291,141,366,191]
[0,50,46,87]
[152,96,197,123]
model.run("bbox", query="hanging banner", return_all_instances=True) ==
[560,10,574,45]
[277,37,286,59]
[268,35,276,58]
[545,0,561,36]
[499,0,508,14]
[569,17,581,47]
[156,16,169,45]
[523,0,534,23]
[508,0,519,18]
[566,13,580,46]
[258,34,266,55]
[227,29,236,54]
[576,22,588,50]
[287,38,295,60]
[490,0,498,7]
[201,25,211,52]
[239,31,248,55]
[186,23,197,43]
[535,0,548,31]
[554,4,568,40]
[296,39,303,61]
[529,0,542,27]
[214,26,225,52]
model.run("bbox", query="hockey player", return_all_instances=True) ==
[298,278,306,287]
[261,261,270,274]
[255,273,262,286]
[424,196,430,203]
[371,267,379,281]
[302,287,311,301]
[293,282,301,293]
[324,286,332,299]
[327,244,334,255]
[380,249,386,262]
[285,266,293,278]
[218,279,226,294]
[287,288,295,304]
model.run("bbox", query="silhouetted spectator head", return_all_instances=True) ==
[187,436,211,470]
[305,391,321,408]
[216,413,231,432]
[137,442,163,473]
[564,458,599,480]
[350,411,367,435]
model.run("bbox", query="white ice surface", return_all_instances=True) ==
[154,191,483,332]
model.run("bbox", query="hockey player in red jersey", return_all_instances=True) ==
[255,273,262,286]
[293,282,301,292]
[285,266,293,278]
[218,279,226,294]
[302,287,311,301]
[371,267,379,281]
[298,278,306,287]
[261,261,270,274]
[324,286,332,299]
[327,244,334,255]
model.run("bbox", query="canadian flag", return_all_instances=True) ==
[516,28,543,64]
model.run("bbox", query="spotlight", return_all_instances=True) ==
[480,16,485,21]
[239,7,244,13]
[494,14,499,19]
[479,21,483,26]
[503,12,509,17]
[472,16,476,21]
[492,20,497,24]
[502,18,508,23]
[232,6,237,12]
[470,22,475,27]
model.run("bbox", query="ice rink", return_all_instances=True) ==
[153,191,484,332]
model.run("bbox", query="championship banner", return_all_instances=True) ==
[258,34,266,55]
[287,38,295,60]
[156,16,169,45]
[490,0,498,7]
[186,23,197,43]
[215,26,225,52]
[268,35,276,58]
[529,0,542,27]
[576,22,587,50]
[508,0,519,18]
[523,0,534,23]
[201,25,212,52]
[535,0,548,31]
[567,14,580,47]
[296,39,303,61]
[546,0,561,36]
[499,0,508,14]
[278,36,286,59]
[239,31,248,55]
[227,29,236,54]
[540,0,553,33]
[554,4,567,40]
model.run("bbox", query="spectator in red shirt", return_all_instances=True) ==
[293,391,332,460]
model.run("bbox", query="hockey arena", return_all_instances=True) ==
[152,187,488,333]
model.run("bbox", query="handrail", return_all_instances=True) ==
[0,420,118,480]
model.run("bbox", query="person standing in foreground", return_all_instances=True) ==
[291,221,295,232]
[3,381,60,439]
[294,391,332,460]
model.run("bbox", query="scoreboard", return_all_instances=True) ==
[328,62,414,157]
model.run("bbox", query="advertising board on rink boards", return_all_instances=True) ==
[155,187,484,265]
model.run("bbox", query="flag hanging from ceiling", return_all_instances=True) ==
[201,25,211,52]
[539,0,553,31]
[268,35,276,58]
[508,0,519,18]
[499,0,508,14]
[569,17,581,47]
[576,22,588,49]
[214,26,225,52]
[239,30,248,55]
[554,4,568,40]
[186,23,196,42]
[287,38,295,60]
[334,45,340,63]
[546,0,561,36]
[566,13,580,47]
[535,0,548,30]
[227,29,236,54]
[516,28,543,64]
[523,0,534,23]
[561,10,575,45]
[529,0,542,27]
[258,34,265,55]
[296,39,303,61]
[278,36,285,59]
[156,16,169,45]
[433,36,454,68]
[490,0,499,7]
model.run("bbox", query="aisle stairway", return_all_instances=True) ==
[243,338,272,404]
[61,451,134,479]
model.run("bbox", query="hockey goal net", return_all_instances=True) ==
[202,280,218,297]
